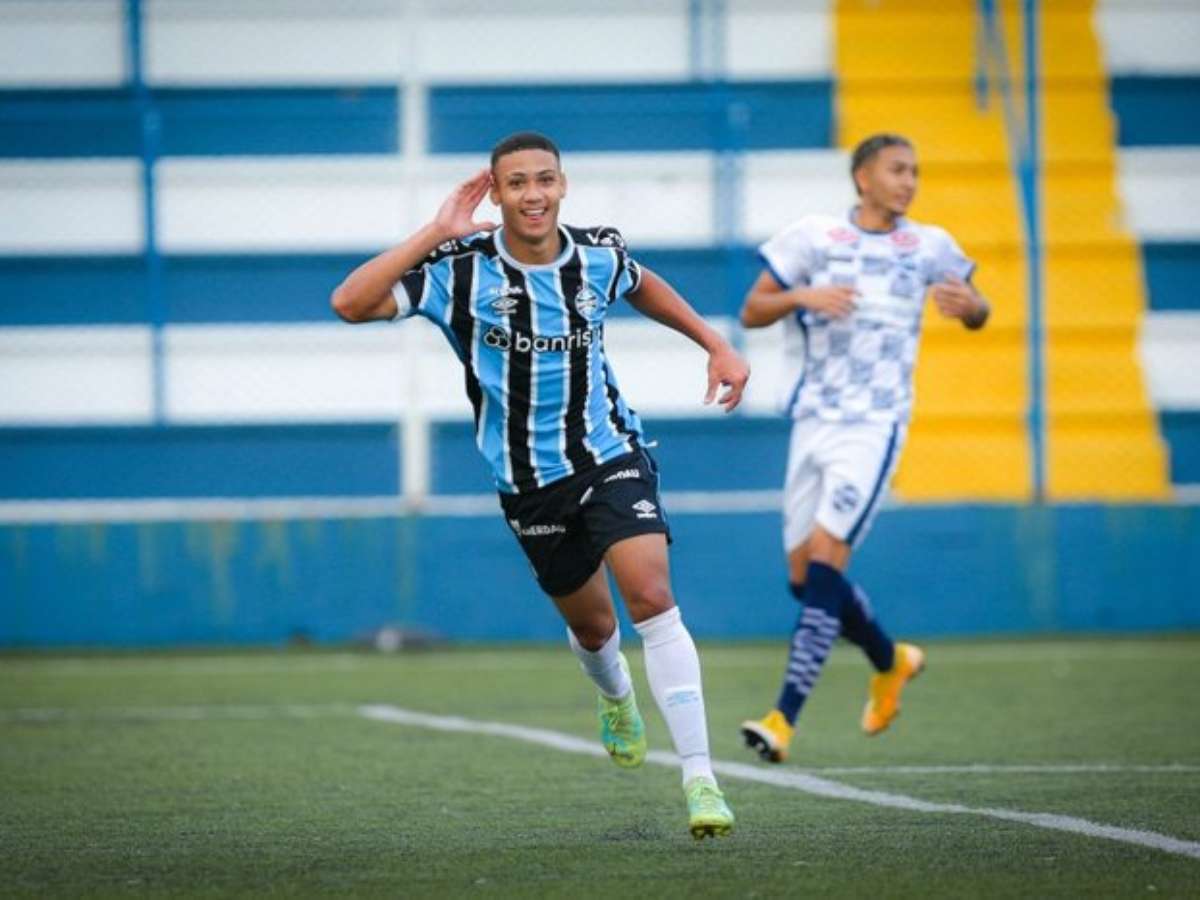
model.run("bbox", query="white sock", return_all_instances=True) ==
[568,625,632,700]
[633,607,716,786]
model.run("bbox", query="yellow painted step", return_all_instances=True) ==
[1039,1,1168,498]
[894,419,1031,500]
[1048,421,1170,499]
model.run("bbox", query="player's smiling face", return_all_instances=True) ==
[490,149,567,245]
[859,145,918,217]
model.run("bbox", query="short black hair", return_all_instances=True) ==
[490,131,561,170]
[850,133,914,194]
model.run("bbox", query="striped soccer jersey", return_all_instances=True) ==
[759,209,976,425]
[392,224,646,493]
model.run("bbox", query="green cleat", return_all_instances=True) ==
[597,654,646,769]
[685,777,735,840]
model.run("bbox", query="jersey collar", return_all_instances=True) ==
[495,225,576,271]
[847,206,906,235]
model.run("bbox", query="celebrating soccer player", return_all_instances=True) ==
[738,133,991,763]
[332,132,747,837]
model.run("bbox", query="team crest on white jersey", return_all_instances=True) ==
[574,286,600,317]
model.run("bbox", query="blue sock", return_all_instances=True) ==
[840,581,895,673]
[793,570,895,672]
[774,562,844,725]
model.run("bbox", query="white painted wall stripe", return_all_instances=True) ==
[359,704,1200,861]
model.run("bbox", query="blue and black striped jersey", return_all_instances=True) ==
[391,224,646,493]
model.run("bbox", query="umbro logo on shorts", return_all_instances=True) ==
[632,499,658,519]
[603,468,640,483]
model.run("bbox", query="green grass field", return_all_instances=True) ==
[3,637,1199,898]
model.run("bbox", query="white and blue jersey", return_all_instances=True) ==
[391,224,645,494]
[759,209,976,425]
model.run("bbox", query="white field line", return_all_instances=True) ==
[4,703,1197,780]
[812,764,1200,775]
[360,704,1200,862]
[2,700,1200,777]
[4,643,1197,677]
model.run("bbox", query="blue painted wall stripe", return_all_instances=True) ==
[1111,75,1200,147]
[0,248,762,325]
[430,416,791,495]
[1162,412,1200,485]
[0,425,400,500]
[0,86,400,157]
[2,75,1195,158]
[428,80,832,153]
[1143,243,1200,311]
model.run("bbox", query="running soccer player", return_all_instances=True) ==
[738,133,990,763]
[332,132,747,837]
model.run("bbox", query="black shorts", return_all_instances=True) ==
[498,448,672,597]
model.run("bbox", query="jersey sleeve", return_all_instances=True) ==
[930,227,977,283]
[390,241,461,322]
[758,220,815,289]
[595,227,643,302]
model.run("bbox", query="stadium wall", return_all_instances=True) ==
[2,503,1197,647]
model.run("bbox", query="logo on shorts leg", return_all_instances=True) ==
[632,499,658,520]
[831,483,861,514]
[603,468,640,483]
[518,523,567,537]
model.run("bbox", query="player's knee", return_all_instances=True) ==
[623,578,675,621]
[570,617,617,652]
[808,528,851,569]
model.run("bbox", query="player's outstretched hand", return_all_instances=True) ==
[931,276,978,320]
[705,344,751,413]
[433,169,499,239]
[798,285,857,318]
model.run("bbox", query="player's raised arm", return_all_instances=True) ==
[331,169,498,323]
[739,270,857,329]
[627,267,750,412]
[931,275,991,330]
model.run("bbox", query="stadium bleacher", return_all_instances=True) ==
[2,0,1195,503]
[1,0,1197,644]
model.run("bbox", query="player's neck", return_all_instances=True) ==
[502,226,563,266]
[853,203,899,234]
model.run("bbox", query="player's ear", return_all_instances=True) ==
[559,169,567,198]
[488,173,500,205]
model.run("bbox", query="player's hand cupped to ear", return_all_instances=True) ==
[434,168,499,238]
